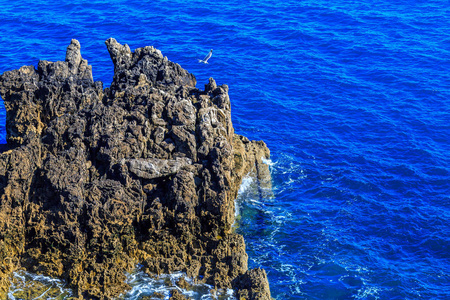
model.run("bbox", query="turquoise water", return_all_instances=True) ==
[1,0,449,299]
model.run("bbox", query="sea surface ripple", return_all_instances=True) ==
[1,0,449,299]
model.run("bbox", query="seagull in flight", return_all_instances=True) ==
[198,49,213,64]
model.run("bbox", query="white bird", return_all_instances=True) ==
[198,49,213,64]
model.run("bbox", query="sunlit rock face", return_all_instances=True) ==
[0,39,271,299]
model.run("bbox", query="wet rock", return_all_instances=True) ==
[151,292,165,299]
[0,39,271,299]
[233,268,271,300]
[232,135,272,200]
[176,277,190,289]
[169,289,190,300]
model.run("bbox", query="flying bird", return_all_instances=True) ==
[198,49,213,64]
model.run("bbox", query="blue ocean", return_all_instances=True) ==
[1,0,449,299]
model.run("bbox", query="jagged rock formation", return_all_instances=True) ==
[0,38,271,299]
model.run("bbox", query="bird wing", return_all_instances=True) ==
[203,51,212,61]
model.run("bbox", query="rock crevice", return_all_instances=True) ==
[0,38,271,299]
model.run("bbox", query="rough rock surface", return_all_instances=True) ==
[0,38,271,299]
[233,268,272,300]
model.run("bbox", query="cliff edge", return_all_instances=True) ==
[0,39,271,299]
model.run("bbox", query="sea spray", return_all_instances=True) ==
[119,269,237,300]
[9,269,237,300]
[8,271,72,300]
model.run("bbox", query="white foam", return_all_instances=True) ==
[238,176,254,195]
[120,269,237,300]
[8,270,72,300]
[261,157,275,166]
[354,285,382,300]
[9,269,237,300]
[235,176,255,218]
[249,198,264,205]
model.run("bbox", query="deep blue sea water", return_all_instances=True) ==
[1,0,449,299]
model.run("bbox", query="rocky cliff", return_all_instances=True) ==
[0,39,271,299]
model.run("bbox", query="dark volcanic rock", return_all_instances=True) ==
[0,38,271,299]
